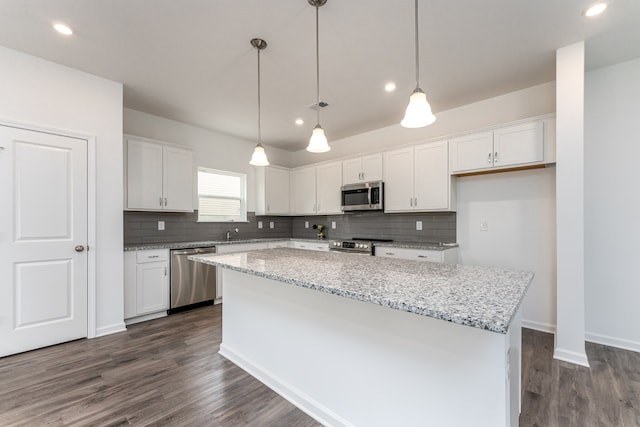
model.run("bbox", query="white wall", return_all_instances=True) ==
[456,167,557,332]
[584,57,640,352]
[291,82,555,167]
[123,108,293,212]
[0,46,125,336]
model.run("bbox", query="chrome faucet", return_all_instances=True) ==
[226,228,239,241]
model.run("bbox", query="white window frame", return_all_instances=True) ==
[197,167,247,222]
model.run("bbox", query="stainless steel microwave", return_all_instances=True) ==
[341,181,384,211]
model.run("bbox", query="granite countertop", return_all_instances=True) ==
[190,248,533,334]
[373,242,459,251]
[124,238,323,251]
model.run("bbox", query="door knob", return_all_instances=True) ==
[75,245,85,252]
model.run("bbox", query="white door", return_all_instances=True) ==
[126,138,163,210]
[342,157,363,185]
[0,126,88,357]
[414,140,449,210]
[383,147,414,212]
[493,120,544,168]
[163,145,193,211]
[316,162,342,214]
[291,167,317,215]
[265,166,289,214]
[449,131,494,173]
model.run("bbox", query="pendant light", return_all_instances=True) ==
[401,0,436,128]
[306,0,331,153]
[249,38,270,166]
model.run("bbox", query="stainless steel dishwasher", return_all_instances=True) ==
[169,246,216,313]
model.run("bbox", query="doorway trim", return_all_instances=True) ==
[0,119,98,338]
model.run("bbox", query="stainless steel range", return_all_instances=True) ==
[329,238,393,255]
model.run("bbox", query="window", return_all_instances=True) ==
[197,167,247,222]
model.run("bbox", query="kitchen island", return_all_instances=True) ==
[190,248,533,427]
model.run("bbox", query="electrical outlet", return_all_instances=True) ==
[158,221,165,231]
[270,221,275,229]
[331,221,336,229]
[258,221,263,229]
[480,220,489,231]
[416,221,422,231]
[305,221,309,229]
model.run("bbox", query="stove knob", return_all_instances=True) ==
[363,244,369,249]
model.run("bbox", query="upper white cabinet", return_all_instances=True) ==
[342,153,383,185]
[384,140,455,212]
[256,166,290,215]
[125,136,193,212]
[291,162,342,215]
[450,119,549,174]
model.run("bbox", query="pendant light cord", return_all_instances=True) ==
[414,0,420,89]
[257,46,262,146]
[315,4,321,126]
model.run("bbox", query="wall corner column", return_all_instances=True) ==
[554,41,589,367]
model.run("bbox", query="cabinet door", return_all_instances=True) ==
[450,131,494,173]
[414,140,450,211]
[342,158,363,185]
[361,153,383,182]
[265,167,290,214]
[126,138,163,210]
[291,167,317,215]
[316,162,342,214]
[383,147,414,212]
[493,120,544,168]
[136,261,169,315]
[163,145,193,211]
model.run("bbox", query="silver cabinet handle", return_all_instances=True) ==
[488,152,492,163]
[267,204,270,212]
[409,197,413,207]
[414,197,417,207]
[148,255,159,258]
[159,197,163,206]
[417,255,428,258]
[164,267,167,276]
[385,252,395,256]
[494,152,499,162]
[164,197,168,206]
[74,245,85,252]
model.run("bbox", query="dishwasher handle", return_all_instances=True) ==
[171,247,216,256]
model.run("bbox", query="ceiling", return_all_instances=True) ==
[1,1,639,151]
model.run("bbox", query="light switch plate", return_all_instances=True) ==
[158,221,165,231]
[305,221,309,229]
[416,221,422,231]
[270,221,275,229]
[331,221,336,229]
[258,221,263,229]
[480,220,489,231]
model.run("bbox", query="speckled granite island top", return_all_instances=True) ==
[190,248,533,334]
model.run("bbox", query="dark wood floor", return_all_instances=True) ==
[1,305,639,426]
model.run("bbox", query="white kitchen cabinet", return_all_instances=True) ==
[291,162,342,215]
[290,240,330,251]
[384,140,455,212]
[256,166,290,215]
[342,153,383,185]
[375,246,458,264]
[450,120,545,174]
[124,249,170,324]
[125,136,193,212]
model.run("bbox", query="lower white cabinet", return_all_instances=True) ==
[375,246,458,264]
[124,249,170,324]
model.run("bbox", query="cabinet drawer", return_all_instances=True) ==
[291,241,329,251]
[136,249,169,263]
[375,247,443,263]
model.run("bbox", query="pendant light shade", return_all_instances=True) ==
[401,0,436,128]
[306,0,331,153]
[401,88,436,128]
[249,38,270,166]
[307,124,330,153]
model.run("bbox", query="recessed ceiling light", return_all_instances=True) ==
[585,3,607,17]
[53,23,73,35]
[385,82,396,92]
[295,118,304,125]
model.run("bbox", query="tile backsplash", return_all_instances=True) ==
[123,211,292,246]
[124,211,456,246]
[291,211,456,243]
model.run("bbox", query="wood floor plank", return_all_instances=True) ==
[2,305,639,426]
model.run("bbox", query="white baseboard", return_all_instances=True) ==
[553,347,590,367]
[586,332,640,354]
[521,319,556,334]
[219,343,355,427]
[94,321,127,337]
[124,311,167,326]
